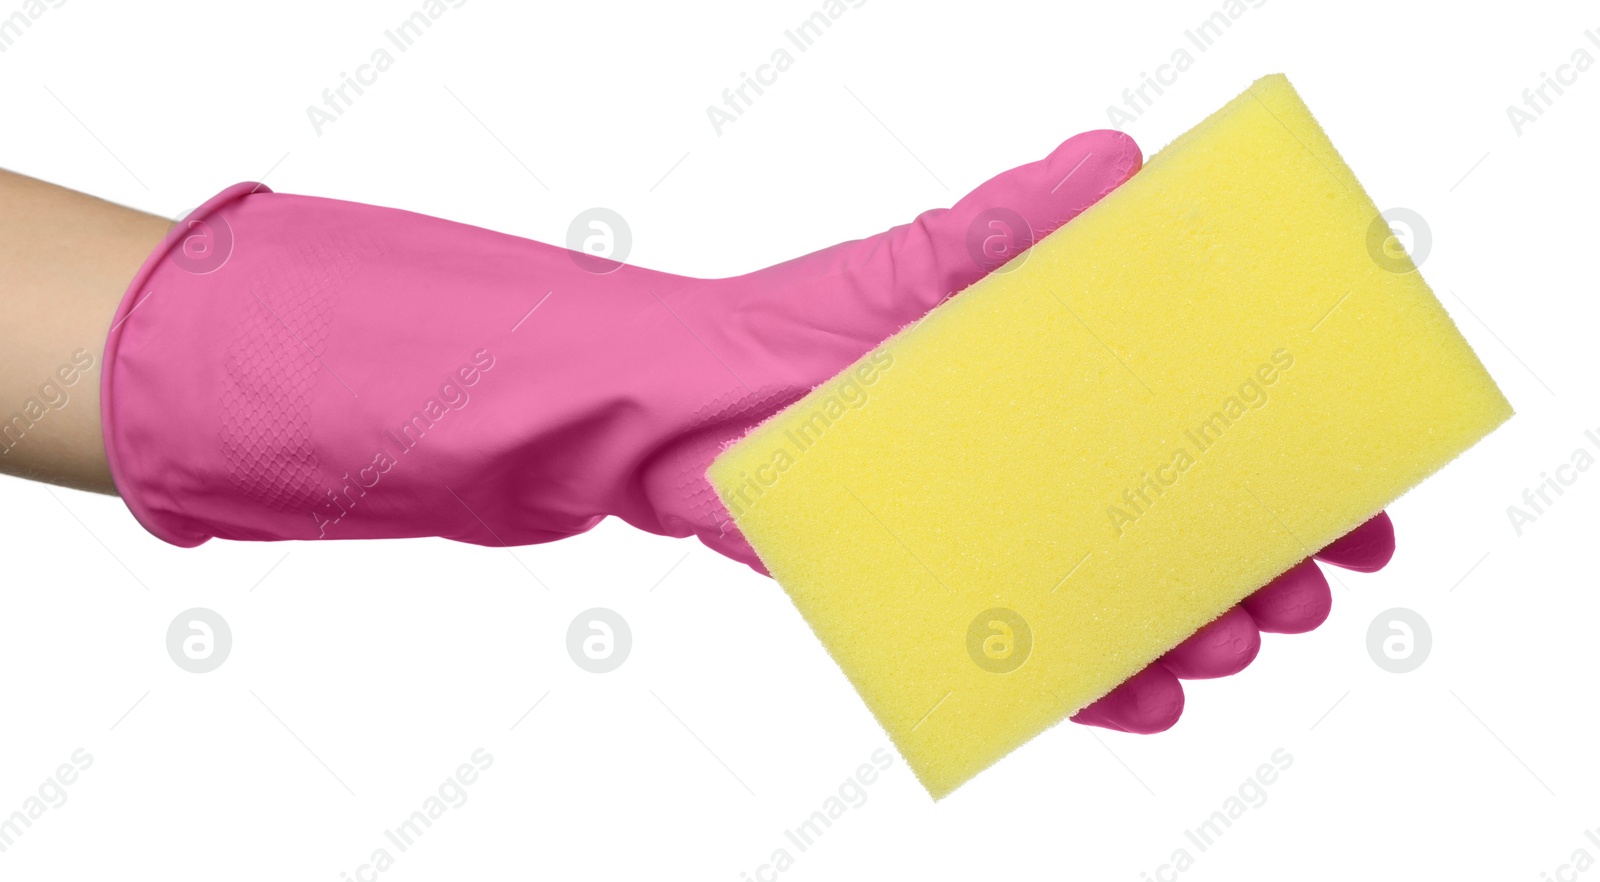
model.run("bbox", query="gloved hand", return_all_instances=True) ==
[1071,511,1393,732]
[102,129,1394,734]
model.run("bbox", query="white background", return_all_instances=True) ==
[1,1,1596,879]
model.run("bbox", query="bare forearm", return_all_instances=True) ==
[0,169,168,493]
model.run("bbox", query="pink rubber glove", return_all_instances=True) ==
[102,129,1392,734]
[1071,511,1394,733]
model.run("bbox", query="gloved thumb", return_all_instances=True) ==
[743,130,1142,352]
[932,128,1144,280]
[862,129,1141,318]
[672,130,1142,568]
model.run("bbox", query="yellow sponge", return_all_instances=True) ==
[708,74,1512,798]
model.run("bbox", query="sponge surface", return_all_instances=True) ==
[708,75,1512,798]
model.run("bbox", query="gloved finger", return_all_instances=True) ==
[800,129,1143,330]
[913,129,1142,293]
[1313,510,1394,572]
[1158,605,1261,679]
[1071,663,1184,733]
[1242,558,1332,634]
